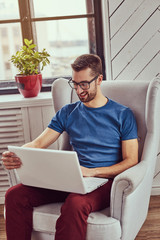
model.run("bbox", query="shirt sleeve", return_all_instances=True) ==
[120,108,138,140]
[48,105,68,133]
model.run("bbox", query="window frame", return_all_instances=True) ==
[0,0,105,95]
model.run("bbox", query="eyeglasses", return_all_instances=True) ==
[68,75,99,90]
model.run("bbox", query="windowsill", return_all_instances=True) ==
[0,85,52,95]
[0,77,69,95]
[0,79,54,95]
[0,91,53,109]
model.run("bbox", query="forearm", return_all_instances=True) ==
[22,128,61,149]
[22,137,52,149]
[81,158,138,178]
[22,136,45,148]
[94,158,138,178]
[22,141,40,148]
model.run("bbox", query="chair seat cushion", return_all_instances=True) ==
[33,203,121,240]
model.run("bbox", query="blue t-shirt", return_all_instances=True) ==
[48,99,138,168]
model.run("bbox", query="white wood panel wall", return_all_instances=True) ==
[103,0,160,81]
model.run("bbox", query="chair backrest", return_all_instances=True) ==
[52,77,160,163]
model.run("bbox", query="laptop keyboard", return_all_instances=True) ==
[83,177,108,191]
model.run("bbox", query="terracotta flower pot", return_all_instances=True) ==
[15,74,42,98]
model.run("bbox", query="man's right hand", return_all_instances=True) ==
[1,151,22,170]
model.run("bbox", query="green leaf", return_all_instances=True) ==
[29,44,36,49]
[24,38,30,46]
[29,39,33,45]
[22,45,27,51]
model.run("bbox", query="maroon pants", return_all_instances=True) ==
[5,180,112,240]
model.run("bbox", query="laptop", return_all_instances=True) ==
[8,146,108,194]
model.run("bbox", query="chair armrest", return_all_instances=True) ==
[110,161,147,219]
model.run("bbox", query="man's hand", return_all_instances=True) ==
[1,151,22,170]
[80,166,95,177]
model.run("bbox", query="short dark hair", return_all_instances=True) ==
[71,54,102,76]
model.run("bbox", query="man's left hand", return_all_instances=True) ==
[80,166,95,177]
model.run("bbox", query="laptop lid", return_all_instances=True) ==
[8,146,108,194]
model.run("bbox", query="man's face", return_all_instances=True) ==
[72,68,98,103]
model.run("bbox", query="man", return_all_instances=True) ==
[2,54,138,240]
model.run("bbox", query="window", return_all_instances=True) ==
[0,23,22,82]
[2,45,9,55]
[1,28,8,37]
[5,62,11,70]
[0,0,19,20]
[0,0,105,94]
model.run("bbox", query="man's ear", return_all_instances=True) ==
[97,74,103,85]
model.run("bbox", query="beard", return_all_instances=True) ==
[78,85,97,103]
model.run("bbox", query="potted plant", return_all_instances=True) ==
[10,38,50,98]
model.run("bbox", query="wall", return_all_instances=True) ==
[102,0,160,81]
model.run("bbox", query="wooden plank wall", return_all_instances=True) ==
[108,0,160,81]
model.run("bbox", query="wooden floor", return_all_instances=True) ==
[0,196,160,240]
[0,204,6,240]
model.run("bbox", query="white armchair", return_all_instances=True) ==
[9,77,160,240]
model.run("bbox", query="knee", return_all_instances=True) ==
[5,184,25,207]
[5,185,18,205]
[61,194,91,216]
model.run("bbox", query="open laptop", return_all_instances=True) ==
[8,146,108,194]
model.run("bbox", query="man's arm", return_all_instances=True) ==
[81,138,138,178]
[23,128,61,149]
[1,128,60,170]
